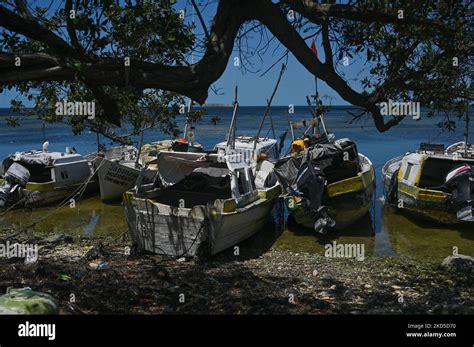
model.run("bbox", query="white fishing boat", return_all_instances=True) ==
[123,151,280,256]
[92,137,206,202]
[382,142,474,224]
[0,143,97,209]
[140,139,203,170]
[215,136,280,163]
[90,145,155,202]
[123,82,284,257]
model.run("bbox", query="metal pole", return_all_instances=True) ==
[253,64,286,150]
[286,113,295,141]
[96,131,100,152]
[464,100,470,157]
[226,86,239,150]
[135,128,145,168]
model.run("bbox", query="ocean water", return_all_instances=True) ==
[1,106,473,261]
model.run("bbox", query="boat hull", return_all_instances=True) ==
[123,185,281,256]
[0,178,98,208]
[394,181,463,225]
[286,163,375,230]
[381,153,472,225]
[95,158,155,202]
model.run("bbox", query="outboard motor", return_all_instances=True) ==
[293,160,336,233]
[445,164,474,222]
[0,162,30,208]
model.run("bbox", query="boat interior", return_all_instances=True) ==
[1,159,52,183]
[152,172,232,207]
[417,157,474,190]
[317,144,362,184]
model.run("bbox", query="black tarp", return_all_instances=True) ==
[274,138,359,191]
[273,138,360,233]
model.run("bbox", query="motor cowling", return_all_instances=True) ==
[445,164,474,222]
[294,161,336,233]
[0,163,30,208]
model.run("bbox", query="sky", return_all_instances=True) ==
[0,0,369,107]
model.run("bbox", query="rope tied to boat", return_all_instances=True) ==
[5,157,107,232]
[177,217,209,258]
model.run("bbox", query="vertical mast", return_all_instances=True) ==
[464,100,470,157]
[183,4,195,143]
[226,86,239,150]
[135,127,145,167]
[253,64,286,151]
[96,131,100,152]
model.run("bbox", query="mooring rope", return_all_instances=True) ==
[7,157,107,231]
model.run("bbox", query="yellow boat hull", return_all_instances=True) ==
[397,182,461,224]
[285,166,375,230]
[0,178,98,208]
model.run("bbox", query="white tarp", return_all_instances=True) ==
[157,152,213,186]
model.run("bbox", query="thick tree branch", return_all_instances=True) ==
[65,0,84,53]
[0,5,79,57]
[254,1,404,132]
[0,0,249,104]
[0,0,463,133]
[281,0,455,34]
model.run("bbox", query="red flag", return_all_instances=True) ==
[310,39,318,59]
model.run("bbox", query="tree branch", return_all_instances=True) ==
[321,19,333,68]
[0,5,79,58]
[0,0,249,104]
[65,0,84,53]
[13,0,33,19]
[190,0,211,43]
[281,0,455,34]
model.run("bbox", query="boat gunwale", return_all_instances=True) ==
[123,183,281,217]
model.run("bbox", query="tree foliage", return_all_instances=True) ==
[0,0,472,136]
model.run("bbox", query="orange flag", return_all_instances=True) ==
[310,39,318,59]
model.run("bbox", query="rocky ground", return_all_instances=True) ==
[0,229,473,315]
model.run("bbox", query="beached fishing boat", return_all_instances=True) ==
[92,99,206,202]
[0,143,97,209]
[90,145,154,202]
[274,96,375,233]
[214,136,281,189]
[92,139,204,202]
[140,139,203,170]
[276,139,375,233]
[123,80,286,257]
[123,151,281,256]
[382,142,474,224]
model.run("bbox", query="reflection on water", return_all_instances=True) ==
[382,205,474,262]
[0,196,127,238]
[273,213,376,257]
[1,196,473,262]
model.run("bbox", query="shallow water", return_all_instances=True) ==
[1,106,473,261]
